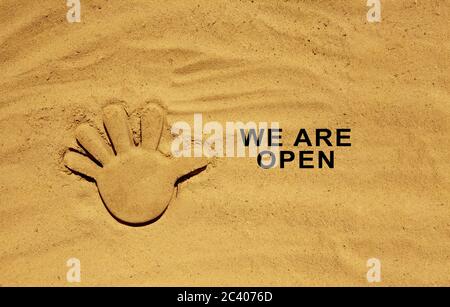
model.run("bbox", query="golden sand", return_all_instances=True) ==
[0,0,449,286]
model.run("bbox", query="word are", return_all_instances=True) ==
[367,0,381,23]
[66,258,81,283]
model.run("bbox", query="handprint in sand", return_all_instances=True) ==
[64,103,207,225]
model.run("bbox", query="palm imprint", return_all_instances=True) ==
[64,103,207,225]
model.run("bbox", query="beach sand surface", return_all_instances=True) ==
[0,0,449,285]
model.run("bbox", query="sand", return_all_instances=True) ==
[0,0,449,286]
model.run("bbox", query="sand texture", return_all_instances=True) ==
[0,0,449,286]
